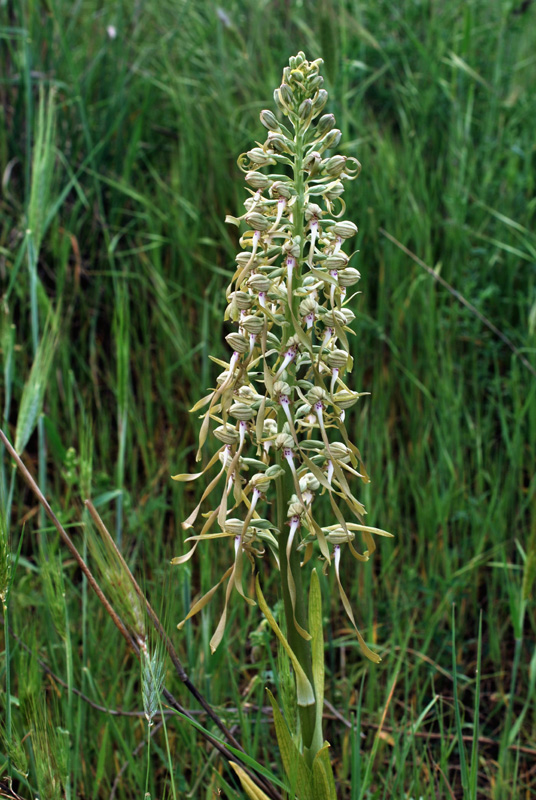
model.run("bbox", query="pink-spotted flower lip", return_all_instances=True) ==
[288,515,301,537]
[274,339,299,379]
[275,432,294,451]
[285,256,296,282]
[306,386,328,408]
[322,326,334,346]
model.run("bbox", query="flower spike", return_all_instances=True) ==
[172,52,390,663]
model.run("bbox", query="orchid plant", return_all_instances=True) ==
[172,52,392,799]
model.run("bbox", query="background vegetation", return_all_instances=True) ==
[1,0,535,797]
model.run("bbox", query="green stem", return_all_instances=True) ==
[3,603,12,778]
[276,448,315,750]
[274,118,318,754]
[3,466,16,777]
[27,234,48,540]
[145,722,151,797]
[64,601,73,800]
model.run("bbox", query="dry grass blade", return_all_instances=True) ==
[0,780,29,800]
[84,499,248,756]
[0,428,280,800]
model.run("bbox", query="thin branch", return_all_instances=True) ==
[0,614,157,717]
[433,762,457,800]
[0,427,137,654]
[85,499,246,755]
[0,428,281,800]
[323,699,536,757]
[0,780,29,800]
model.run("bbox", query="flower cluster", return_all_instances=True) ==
[172,53,391,659]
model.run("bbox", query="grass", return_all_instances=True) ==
[1,0,535,797]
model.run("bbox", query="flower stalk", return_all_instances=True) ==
[172,51,393,786]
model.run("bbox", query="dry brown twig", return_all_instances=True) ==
[0,426,281,800]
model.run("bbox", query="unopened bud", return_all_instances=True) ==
[333,390,359,409]
[303,151,322,175]
[260,109,281,132]
[265,465,285,480]
[241,315,265,335]
[320,129,341,151]
[225,332,249,353]
[247,274,271,293]
[245,212,271,231]
[229,403,256,421]
[312,89,328,114]
[225,299,239,322]
[338,267,361,287]
[326,527,356,545]
[266,132,293,154]
[326,349,349,370]
[288,69,305,89]
[213,425,240,445]
[324,252,349,270]
[325,181,345,200]
[341,308,356,325]
[277,83,294,108]
[333,220,358,239]
[247,147,275,166]
[270,181,293,199]
[250,473,271,493]
[316,113,335,136]
[298,98,313,120]
[308,75,324,93]
[323,155,346,176]
[245,171,272,189]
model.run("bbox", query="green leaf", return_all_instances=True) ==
[27,87,57,252]
[14,327,57,454]
[42,415,67,463]
[255,577,315,707]
[267,690,313,800]
[311,744,337,800]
